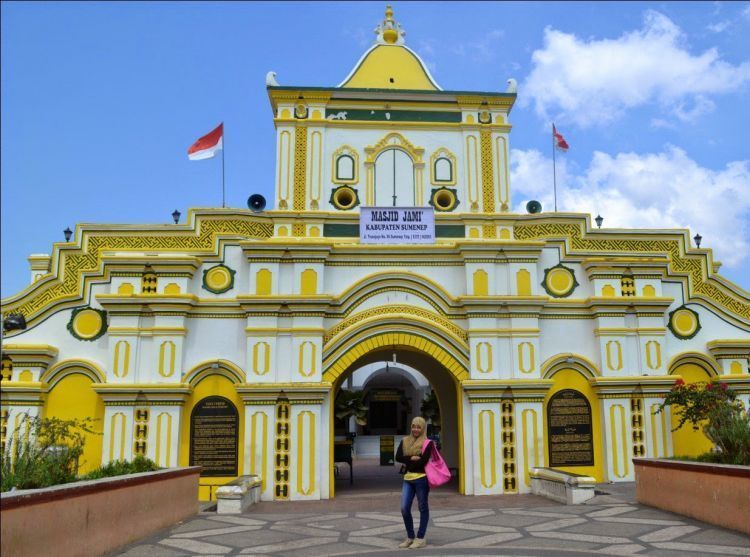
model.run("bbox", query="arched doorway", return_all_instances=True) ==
[43,361,105,474]
[543,366,605,482]
[323,326,469,498]
[180,361,245,501]
[668,355,718,458]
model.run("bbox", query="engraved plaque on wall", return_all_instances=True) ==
[547,389,594,466]
[190,396,239,476]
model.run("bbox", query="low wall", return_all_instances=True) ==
[634,458,750,535]
[1,466,200,557]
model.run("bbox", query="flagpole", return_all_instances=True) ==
[552,123,558,212]
[221,123,226,208]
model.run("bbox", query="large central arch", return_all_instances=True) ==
[323,314,469,496]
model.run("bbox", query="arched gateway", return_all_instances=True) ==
[2,6,749,503]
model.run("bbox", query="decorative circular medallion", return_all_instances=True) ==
[668,306,701,339]
[68,307,108,341]
[542,264,578,298]
[203,265,236,294]
[429,187,459,212]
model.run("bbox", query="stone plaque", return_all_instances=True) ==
[190,396,239,476]
[547,389,594,466]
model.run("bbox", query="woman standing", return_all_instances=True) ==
[395,416,433,549]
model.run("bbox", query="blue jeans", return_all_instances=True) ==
[401,476,429,539]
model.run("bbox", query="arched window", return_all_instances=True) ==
[336,155,355,181]
[375,148,414,206]
[434,157,453,183]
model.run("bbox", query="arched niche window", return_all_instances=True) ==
[430,148,457,186]
[375,148,414,206]
[336,155,355,181]
[331,146,359,185]
[434,157,452,182]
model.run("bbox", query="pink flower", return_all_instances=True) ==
[719,383,728,390]
[675,378,685,386]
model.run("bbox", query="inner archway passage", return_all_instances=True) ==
[325,325,468,498]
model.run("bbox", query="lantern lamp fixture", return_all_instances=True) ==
[694,233,702,248]
[595,214,603,229]
[172,209,181,224]
[63,227,73,242]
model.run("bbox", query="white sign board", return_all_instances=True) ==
[360,207,435,244]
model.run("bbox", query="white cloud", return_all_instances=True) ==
[706,20,731,33]
[511,147,750,267]
[521,11,750,128]
[453,29,505,63]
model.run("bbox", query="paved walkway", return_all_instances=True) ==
[116,459,750,557]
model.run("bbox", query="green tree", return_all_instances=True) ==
[1,414,98,491]
[658,380,750,465]
[335,389,369,433]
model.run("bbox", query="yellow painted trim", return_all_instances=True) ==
[667,352,721,376]
[476,342,492,373]
[296,410,315,496]
[42,359,106,387]
[113,340,130,379]
[465,135,479,209]
[298,341,317,378]
[478,409,496,488]
[430,147,457,186]
[331,145,360,186]
[277,130,292,206]
[109,412,126,461]
[252,342,271,376]
[517,342,535,374]
[156,412,172,467]
[159,340,176,378]
[309,131,323,203]
[495,135,509,210]
[609,404,628,479]
[606,340,623,371]
[521,408,538,488]
[250,411,268,491]
[541,352,601,379]
[183,359,246,386]
[645,340,662,370]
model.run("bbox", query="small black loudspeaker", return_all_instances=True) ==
[526,200,542,214]
[247,194,267,212]
[3,313,27,331]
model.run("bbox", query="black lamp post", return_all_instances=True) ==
[694,233,702,248]
[595,215,603,229]
[172,209,181,224]
[63,227,73,242]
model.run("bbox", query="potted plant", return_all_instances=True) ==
[633,380,750,534]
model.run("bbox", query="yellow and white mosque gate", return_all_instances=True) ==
[2,7,749,501]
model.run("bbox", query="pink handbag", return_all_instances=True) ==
[423,439,451,488]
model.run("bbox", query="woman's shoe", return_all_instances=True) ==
[409,538,427,549]
[399,538,415,548]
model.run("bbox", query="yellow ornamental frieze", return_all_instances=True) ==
[3,217,273,325]
[324,304,467,344]
[514,221,750,323]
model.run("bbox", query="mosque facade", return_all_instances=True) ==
[2,7,749,501]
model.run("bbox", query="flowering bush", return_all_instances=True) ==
[658,380,750,465]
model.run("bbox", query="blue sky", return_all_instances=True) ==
[2,1,749,298]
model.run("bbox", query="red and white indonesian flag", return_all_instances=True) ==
[187,123,223,160]
[552,124,569,151]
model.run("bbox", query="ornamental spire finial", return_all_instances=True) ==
[375,5,405,45]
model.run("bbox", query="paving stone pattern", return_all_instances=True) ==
[116,482,750,557]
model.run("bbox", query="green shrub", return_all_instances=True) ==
[84,456,160,480]
[658,381,750,466]
[1,415,98,492]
